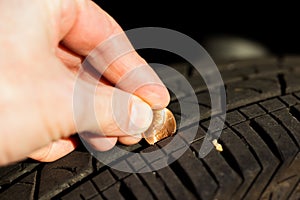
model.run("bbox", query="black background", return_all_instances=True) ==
[94,1,300,57]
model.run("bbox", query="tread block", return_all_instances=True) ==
[285,73,300,93]
[259,98,286,112]
[175,149,218,199]
[0,161,39,189]
[157,135,191,167]
[253,115,298,164]
[280,94,300,106]
[225,110,247,126]
[0,171,37,200]
[239,104,266,119]
[180,125,206,144]
[141,145,168,169]
[288,180,300,200]
[92,170,116,192]
[294,92,300,100]
[157,166,196,200]
[227,77,281,109]
[61,181,99,200]
[263,153,300,199]
[102,183,124,200]
[277,178,300,200]
[126,154,152,172]
[37,151,93,200]
[220,129,261,199]
[262,176,299,200]
[272,108,300,147]
[168,100,203,127]
[233,122,280,200]
[109,160,131,180]
[139,172,173,200]
[121,174,154,200]
[201,117,227,133]
[201,149,242,200]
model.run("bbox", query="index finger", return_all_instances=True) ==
[62,1,170,108]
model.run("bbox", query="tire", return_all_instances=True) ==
[1,56,300,200]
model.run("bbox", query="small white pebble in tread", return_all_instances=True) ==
[212,139,223,152]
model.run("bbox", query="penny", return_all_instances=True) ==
[142,108,176,145]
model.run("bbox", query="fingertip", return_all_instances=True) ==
[28,137,78,162]
[136,84,170,109]
[118,135,142,146]
[80,132,117,151]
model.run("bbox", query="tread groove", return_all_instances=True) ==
[91,158,98,172]
[197,158,219,187]
[290,106,300,122]
[52,166,110,199]
[229,127,263,198]
[259,165,288,200]
[249,120,283,161]
[169,161,199,199]
[287,179,300,200]
[270,112,300,148]
[292,92,300,101]
[155,173,176,200]
[278,73,287,95]
[30,171,37,200]
[90,180,104,200]
[0,164,40,193]
[33,165,43,200]
[119,178,136,200]
[219,141,244,182]
[79,194,85,200]
[136,174,159,200]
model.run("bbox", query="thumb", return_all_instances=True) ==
[26,63,155,163]
[73,76,153,151]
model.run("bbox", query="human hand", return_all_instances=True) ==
[0,0,169,165]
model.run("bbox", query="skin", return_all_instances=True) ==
[0,0,169,165]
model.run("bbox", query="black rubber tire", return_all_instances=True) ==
[1,56,300,200]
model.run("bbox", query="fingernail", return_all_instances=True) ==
[129,97,153,134]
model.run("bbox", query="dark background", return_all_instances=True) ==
[94,1,300,59]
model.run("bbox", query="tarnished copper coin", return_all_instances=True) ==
[142,108,176,145]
